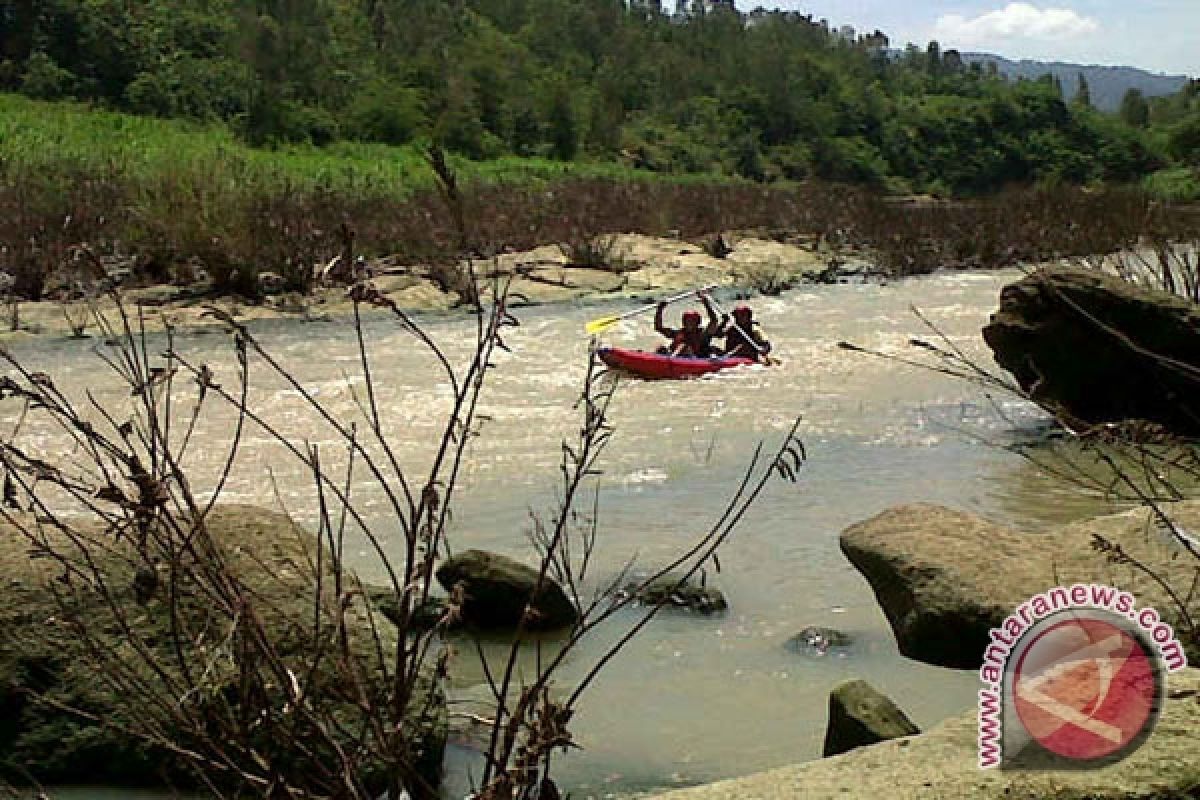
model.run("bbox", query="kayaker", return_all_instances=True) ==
[655,293,723,357]
[719,304,772,362]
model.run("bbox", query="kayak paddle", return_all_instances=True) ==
[584,284,718,335]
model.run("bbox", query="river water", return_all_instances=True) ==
[7,270,1130,799]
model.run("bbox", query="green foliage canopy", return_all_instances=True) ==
[0,0,1184,194]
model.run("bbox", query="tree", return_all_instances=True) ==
[1167,115,1200,165]
[1120,88,1150,128]
[0,0,1171,193]
[546,81,578,160]
[1073,72,1092,109]
[942,49,963,74]
[926,40,942,77]
[20,51,74,99]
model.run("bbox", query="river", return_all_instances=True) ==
[6,269,1130,799]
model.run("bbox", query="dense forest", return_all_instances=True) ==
[1,0,1198,195]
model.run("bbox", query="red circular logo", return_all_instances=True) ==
[1013,615,1160,761]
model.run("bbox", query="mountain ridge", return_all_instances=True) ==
[959,52,1189,111]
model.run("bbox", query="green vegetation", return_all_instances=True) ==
[0,93,671,196]
[1144,167,1200,203]
[2,1,1198,303]
[2,0,1193,195]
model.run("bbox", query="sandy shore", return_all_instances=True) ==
[0,233,856,342]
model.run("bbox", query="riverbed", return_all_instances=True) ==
[5,269,1129,799]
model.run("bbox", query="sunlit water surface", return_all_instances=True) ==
[7,270,1134,799]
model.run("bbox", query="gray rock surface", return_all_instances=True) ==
[840,501,1200,669]
[982,267,1200,434]
[435,549,578,630]
[822,679,919,757]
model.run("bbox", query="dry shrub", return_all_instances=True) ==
[4,160,1197,300]
[556,232,635,272]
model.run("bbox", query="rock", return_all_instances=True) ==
[822,679,919,757]
[373,273,421,295]
[705,234,733,259]
[982,267,1200,434]
[370,589,452,631]
[256,270,287,295]
[272,291,309,313]
[123,285,184,307]
[840,502,1200,669]
[434,549,578,630]
[642,668,1200,800]
[0,505,447,795]
[785,626,853,657]
[623,573,728,614]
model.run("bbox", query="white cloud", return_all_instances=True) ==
[933,3,1100,47]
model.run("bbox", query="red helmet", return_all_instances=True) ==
[682,310,702,323]
[733,304,752,318]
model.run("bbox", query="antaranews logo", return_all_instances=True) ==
[977,584,1187,769]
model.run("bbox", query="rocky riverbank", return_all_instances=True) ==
[641,668,1200,800]
[641,500,1200,800]
[0,232,867,342]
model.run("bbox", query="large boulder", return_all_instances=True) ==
[822,679,919,757]
[981,267,1200,434]
[840,502,1200,669]
[435,549,578,630]
[642,668,1200,800]
[0,505,446,795]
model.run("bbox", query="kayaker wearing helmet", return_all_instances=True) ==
[720,304,772,362]
[654,292,723,357]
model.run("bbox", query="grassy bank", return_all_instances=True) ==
[0,94,682,194]
[2,95,1198,304]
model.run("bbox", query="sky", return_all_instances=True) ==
[740,2,1199,77]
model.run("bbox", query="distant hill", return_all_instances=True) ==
[960,53,1188,111]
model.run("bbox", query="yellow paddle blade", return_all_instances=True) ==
[584,315,621,335]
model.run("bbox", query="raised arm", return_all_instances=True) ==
[700,293,724,334]
[654,302,669,336]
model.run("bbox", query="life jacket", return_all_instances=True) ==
[725,324,767,359]
[672,329,710,357]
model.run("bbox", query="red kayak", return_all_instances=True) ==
[597,347,757,379]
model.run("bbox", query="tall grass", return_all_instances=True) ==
[0,94,702,197]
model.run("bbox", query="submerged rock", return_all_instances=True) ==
[622,572,728,614]
[784,626,853,657]
[435,549,578,630]
[642,668,1200,800]
[370,590,452,632]
[822,679,919,757]
[982,267,1200,434]
[840,502,1200,669]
